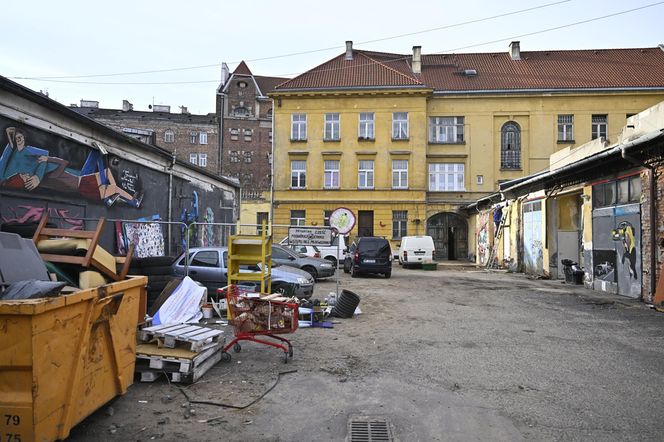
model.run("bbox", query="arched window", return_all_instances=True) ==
[501,122,521,170]
[233,107,249,116]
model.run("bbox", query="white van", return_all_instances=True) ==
[398,235,436,267]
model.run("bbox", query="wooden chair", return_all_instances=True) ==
[32,213,134,281]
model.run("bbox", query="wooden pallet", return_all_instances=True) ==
[138,323,224,352]
[135,341,224,384]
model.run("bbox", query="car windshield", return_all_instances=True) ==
[360,239,390,255]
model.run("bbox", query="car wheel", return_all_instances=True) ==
[351,266,357,278]
[303,266,317,280]
[385,271,391,279]
[325,256,337,269]
[343,260,350,274]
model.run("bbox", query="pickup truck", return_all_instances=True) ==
[171,246,315,299]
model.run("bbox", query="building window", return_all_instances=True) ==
[291,113,307,140]
[230,128,239,140]
[257,212,269,234]
[323,210,332,227]
[238,81,247,88]
[290,210,306,226]
[429,116,464,143]
[324,113,340,140]
[358,112,375,140]
[324,160,340,189]
[190,132,198,144]
[164,129,175,143]
[244,151,252,163]
[392,112,408,140]
[392,211,408,239]
[244,129,252,141]
[557,115,574,142]
[189,153,198,165]
[392,160,408,189]
[291,160,306,188]
[592,114,607,140]
[500,121,521,170]
[199,132,208,144]
[234,107,249,116]
[230,151,240,163]
[268,130,273,142]
[199,153,207,167]
[358,160,374,189]
[593,175,641,208]
[429,163,465,191]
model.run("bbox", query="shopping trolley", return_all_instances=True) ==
[220,284,299,363]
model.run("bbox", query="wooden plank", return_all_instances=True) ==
[39,228,95,239]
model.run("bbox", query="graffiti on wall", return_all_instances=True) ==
[0,125,143,208]
[612,221,637,279]
[2,205,84,230]
[124,221,165,258]
[476,211,490,265]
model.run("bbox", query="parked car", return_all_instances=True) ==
[283,243,321,258]
[279,235,347,268]
[271,244,335,280]
[343,237,392,278]
[171,247,315,299]
[398,235,436,268]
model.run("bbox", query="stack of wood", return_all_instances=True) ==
[134,323,225,383]
[229,294,298,333]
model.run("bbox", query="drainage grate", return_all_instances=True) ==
[348,417,393,442]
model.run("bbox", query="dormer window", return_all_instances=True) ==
[238,81,248,88]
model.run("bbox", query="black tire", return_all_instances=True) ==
[136,256,176,268]
[331,289,361,318]
[324,256,337,269]
[343,261,350,274]
[302,266,317,280]
[138,265,173,276]
[221,352,231,362]
[385,271,391,279]
[233,343,242,353]
[351,266,358,278]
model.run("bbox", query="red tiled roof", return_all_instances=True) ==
[275,47,664,92]
[276,51,423,90]
[255,75,290,95]
[233,61,252,75]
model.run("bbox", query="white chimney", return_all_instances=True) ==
[80,99,99,108]
[221,62,230,86]
[509,41,521,61]
[180,105,189,114]
[345,41,353,61]
[412,46,422,74]
[122,100,133,112]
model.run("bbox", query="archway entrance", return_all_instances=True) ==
[427,212,468,260]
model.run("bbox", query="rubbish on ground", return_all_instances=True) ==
[138,323,224,352]
[148,277,184,316]
[151,277,206,325]
[331,289,361,318]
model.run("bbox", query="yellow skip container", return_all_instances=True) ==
[0,276,147,441]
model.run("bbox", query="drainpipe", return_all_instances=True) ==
[620,145,657,299]
[168,152,176,256]
[270,98,275,235]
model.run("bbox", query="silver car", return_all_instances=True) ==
[271,244,336,280]
[171,247,315,299]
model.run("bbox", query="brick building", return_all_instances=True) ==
[216,61,288,199]
[71,100,220,173]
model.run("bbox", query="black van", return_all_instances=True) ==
[343,237,392,278]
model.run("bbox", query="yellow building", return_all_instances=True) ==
[270,41,664,258]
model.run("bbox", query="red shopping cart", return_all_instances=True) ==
[220,284,299,363]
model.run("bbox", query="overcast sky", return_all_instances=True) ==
[2,0,663,114]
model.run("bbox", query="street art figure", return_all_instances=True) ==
[613,221,637,279]
[1,127,143,208]
[180,190,200,250]
[201,207,215,247]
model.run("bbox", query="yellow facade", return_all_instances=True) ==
[272,87,664,256]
